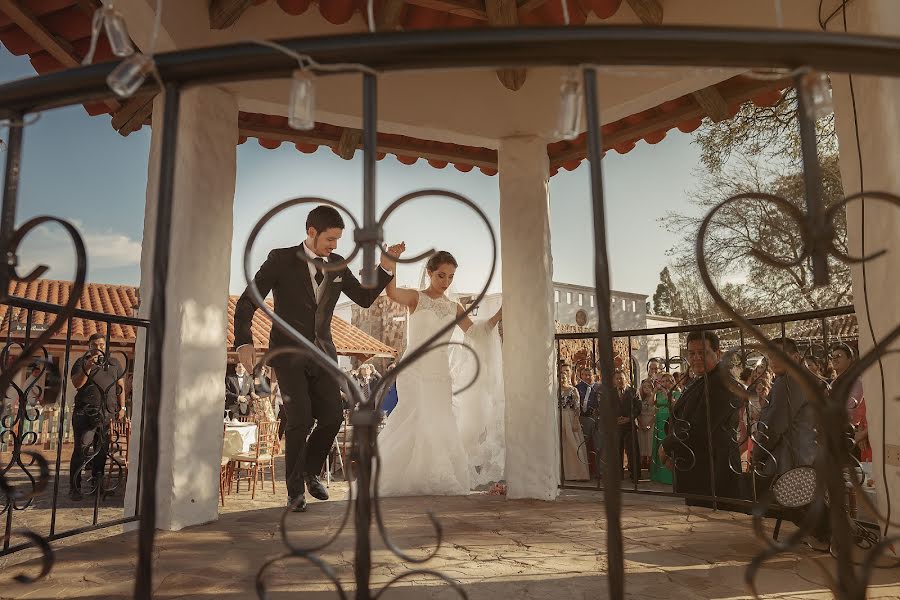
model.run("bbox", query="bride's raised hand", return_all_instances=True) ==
[381,242,406,271]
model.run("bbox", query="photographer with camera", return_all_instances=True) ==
[69,332,126,501]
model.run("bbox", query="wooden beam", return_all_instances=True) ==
[237,123,498,169]
[691,86,730,123]
[208,0,254,30]
[625,0,663,25]
[337,128,362,160]
[74,0,102,16]
[0,0,80,68]
[376,0,406,30]
[404,0,486,20]
[111,93,156,136]
[0,0,119,111]
[516,0,548,14]
[486,0,527,91]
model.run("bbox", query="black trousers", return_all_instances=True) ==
[69,408,108,493]
[619,424,640,482]
[272,352,342,499]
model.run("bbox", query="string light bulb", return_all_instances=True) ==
[288,69,316,131]
[83,4,134,65]
[107,53,153,98]
[103,7,135,57]
[555,70,584,141]
[800,71,833,120]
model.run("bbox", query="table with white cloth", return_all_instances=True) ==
[223,422,258,458]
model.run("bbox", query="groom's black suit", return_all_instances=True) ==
[234,244,392,499]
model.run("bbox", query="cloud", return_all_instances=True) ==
[14,220,142,280]
[81,230,143,269]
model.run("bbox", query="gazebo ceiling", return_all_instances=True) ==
[0,0,787,175]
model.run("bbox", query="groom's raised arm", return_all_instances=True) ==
[234,249,282,347]
[340,266,392,308]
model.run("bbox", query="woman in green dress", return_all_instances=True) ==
[650,373,680,485]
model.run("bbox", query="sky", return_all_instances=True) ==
[0,48,705,303]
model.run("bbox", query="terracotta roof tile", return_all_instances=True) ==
[3,279,397,357]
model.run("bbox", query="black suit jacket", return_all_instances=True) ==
[614,386,641,428]
[576,381,601,417]
[225,374,254,406]
[234,246,392,360]
[661,368,741,500]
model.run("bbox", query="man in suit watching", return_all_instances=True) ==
[234,205,403,512]
[612,370,642,483]
[225,362,255,418]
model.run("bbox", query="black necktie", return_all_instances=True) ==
[314,257,325,285]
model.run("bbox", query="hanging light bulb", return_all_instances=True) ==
[801,71,833,120]
[555,70,583,141]
[107,53,153,98]
[83,4,134,65]
[103,7,135,58]
[288,69,316,131]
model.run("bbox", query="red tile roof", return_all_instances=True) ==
[2,279,397,357]
[0,1,787,174]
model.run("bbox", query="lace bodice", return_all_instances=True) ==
[402,291,457,374]
[414,291,457,319]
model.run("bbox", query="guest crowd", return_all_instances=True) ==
[558,332,869,549]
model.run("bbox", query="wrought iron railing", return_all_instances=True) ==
[556,305,858,496]
[0,295,149,565]
[0,15,898,600]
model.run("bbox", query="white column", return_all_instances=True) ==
[829,0,900,527]
[124,87,238,530]
[498,136,559,500]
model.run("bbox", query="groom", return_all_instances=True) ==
[234,205,402,512]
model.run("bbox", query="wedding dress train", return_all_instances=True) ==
[376,291,504,497]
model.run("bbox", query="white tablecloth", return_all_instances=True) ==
[223,423,257,458]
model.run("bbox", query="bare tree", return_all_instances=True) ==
[693,87,837,173]
[661,153,850,316]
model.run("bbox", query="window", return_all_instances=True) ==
[611,297,616,307]
[566,292,572,304]
[554,290,560,303]
[622,299,626,311]
[578,293,583,306]
[589,295,594,308]
[632,300,636,312]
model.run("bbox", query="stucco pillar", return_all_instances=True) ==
[124,87,238,530]
[498,136,559,500]
[829,0,900,531]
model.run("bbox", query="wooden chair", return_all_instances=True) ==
[232,420,279,499]
[220,422,232,506]
[107,418,131,487]
[219,456,232,506]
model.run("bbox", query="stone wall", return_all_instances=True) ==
[351,296,407,372]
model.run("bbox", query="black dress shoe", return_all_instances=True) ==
[304,474,329,501]
[288,495,307,512]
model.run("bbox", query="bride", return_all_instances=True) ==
[376,250,504,497]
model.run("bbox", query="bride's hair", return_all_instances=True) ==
[426,251,458,272]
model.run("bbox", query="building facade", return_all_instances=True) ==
[552,282,648,332]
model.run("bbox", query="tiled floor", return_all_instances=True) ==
[3,476,899,599]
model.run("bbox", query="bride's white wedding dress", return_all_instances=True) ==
[376,291,504,497]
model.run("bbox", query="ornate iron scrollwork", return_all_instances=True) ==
[694,75,900,597]
[0,214,87,581]
[245,189,495,599]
